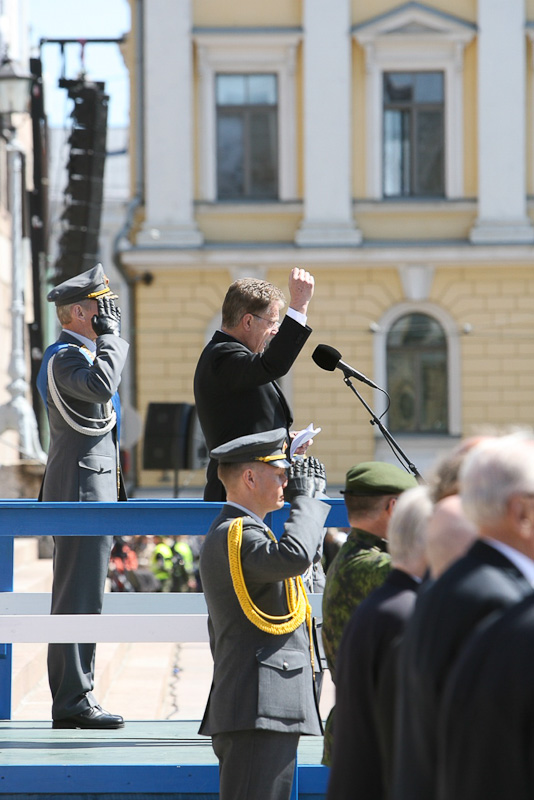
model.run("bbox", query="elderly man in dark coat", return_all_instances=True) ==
[199,429,330,800]
[37,264,128,729]
[326,485,431,800]
[321,461,418,764]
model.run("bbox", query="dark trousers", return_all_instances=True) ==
[48,534,113,719]
[212,729,300,800]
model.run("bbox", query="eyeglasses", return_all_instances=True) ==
[250,313,280,330]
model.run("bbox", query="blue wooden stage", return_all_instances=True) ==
[0,720,328,799]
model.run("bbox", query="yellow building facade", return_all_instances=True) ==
[120,0,534,489]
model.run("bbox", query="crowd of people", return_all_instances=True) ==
[38,262,534,799]
[325,432,534,800]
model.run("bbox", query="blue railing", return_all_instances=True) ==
[0,499,349,711]
[0,497,347,799]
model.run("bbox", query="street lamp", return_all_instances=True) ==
[0,57,46,463]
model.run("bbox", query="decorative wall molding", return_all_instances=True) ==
[194,31,300,203]
[353,2,475,200]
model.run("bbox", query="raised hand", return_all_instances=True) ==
[91,296,121,337]
[288,267,314,315]
[284,456,328,503]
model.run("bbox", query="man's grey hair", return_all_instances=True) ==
[387,485,433,566]
[56,298,94,325]
[460,434,534,527]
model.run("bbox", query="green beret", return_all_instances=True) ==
[210,427,291,468]
[47,263,118,306]
[342,461,418,496]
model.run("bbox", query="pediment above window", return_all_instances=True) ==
[353,2,476,46]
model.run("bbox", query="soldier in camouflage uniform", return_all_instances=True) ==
[321,462,418,764]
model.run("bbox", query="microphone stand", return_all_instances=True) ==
[342,374,425,483]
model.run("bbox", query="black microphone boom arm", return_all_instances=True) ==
[311,344,424,483]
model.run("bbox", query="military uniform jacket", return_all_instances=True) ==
[39,330,129,502]
[199,496,330,737]
[322,528,392,681]
[193,315,311,500]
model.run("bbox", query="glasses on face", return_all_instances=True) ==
[250,313,280,330]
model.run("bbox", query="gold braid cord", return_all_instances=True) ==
[227,517,315,670]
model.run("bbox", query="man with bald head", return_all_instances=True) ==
[425,494,477,578]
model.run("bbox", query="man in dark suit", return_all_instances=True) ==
[438,591,534,800]
[326,486,432,800]
[194,268,314,500]
[37,264,128,729]
[321,461,418,765]
[392,434,534,800]
[199,429,330,800]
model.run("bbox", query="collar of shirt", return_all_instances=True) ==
[226,501,269,532]
[483,537,534,586]
[348,527,388,552]
[66,330,96,353]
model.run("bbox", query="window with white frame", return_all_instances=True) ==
[216,73,279,200]
[373,299,461,439]
[386,312,448,433]
[353,4,475,200]
[383,71,445,198]
[195,32,299,203]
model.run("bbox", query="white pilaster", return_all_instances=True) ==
[470,0,534,244]
[295,0,362,246]
[138,0,203,247]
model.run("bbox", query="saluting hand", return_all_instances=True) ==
[91,297,121,337]
[284,456,328,502]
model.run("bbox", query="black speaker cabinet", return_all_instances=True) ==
[187,405,209,471]
[143,403,193,471]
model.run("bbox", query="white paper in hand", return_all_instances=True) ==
[290,423,322,459]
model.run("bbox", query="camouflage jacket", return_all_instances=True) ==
[321,528,391,765]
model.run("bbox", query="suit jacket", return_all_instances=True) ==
[327,569,419,800]
[199,496,330,736]
[437,594,534,800]
[39,330,129,502]
[392,539,532,800]
[193,315,311,500]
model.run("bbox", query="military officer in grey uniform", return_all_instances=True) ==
[37,264,128,729]
[199,429,331,800]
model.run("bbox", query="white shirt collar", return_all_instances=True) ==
[65,330,96,353]
[483,537,534,586]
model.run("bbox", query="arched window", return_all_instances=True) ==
[386,313,448,433]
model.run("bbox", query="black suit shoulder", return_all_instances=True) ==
[392,540,532,800]
[438,593,534,800]
[328,570,419,800]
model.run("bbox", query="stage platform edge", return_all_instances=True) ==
[0,719,328,799]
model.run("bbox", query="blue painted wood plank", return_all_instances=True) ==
[0,498,348,538]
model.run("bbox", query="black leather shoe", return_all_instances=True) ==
[52,706,124,730]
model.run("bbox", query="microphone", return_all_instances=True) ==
[312,344,381,390]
